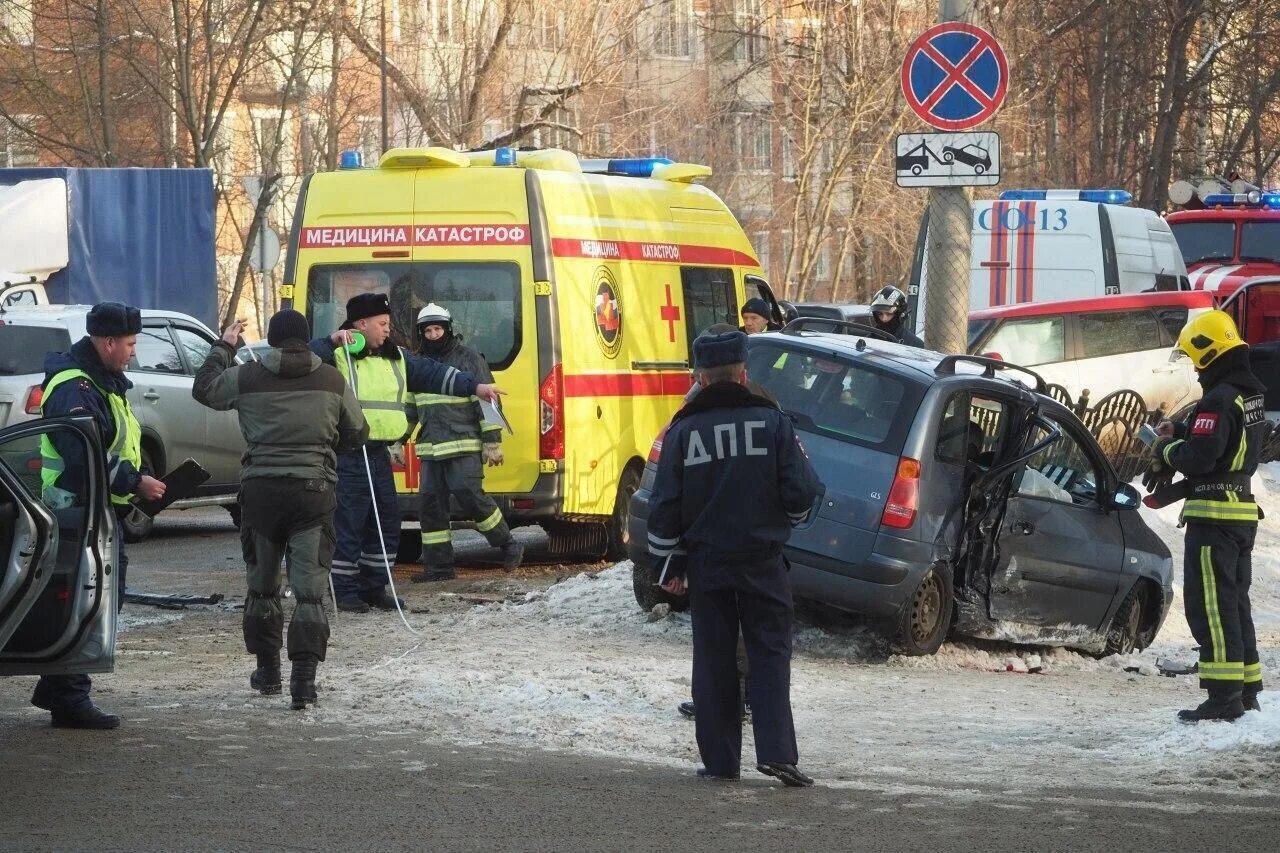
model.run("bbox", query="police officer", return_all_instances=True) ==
[409,303,523,582]
[648,330,821,786]
[868,285,924,348]
[33,301,166,729]
[739,298,780,335]
[1148,310,1267,722]
[310,293,502,613]
[193,310,368,710]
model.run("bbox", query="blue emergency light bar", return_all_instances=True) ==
[339,149,363,169]
[999,188,1132,205]
[579,157,674,178]
[1202,191,1280,209]
[493,147,516,166]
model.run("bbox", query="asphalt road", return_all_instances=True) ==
[2,509,1277,851]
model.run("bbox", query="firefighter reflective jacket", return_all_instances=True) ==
[411,338,501,460]
[1158,349,1267,524]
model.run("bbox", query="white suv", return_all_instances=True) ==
[0,305,245,539]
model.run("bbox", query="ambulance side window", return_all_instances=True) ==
[680,267,738,351]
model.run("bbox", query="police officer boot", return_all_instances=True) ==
[1177,686,1245,723]
[500,540,524,572]
[250,652,282,696]
[290,656,319,711]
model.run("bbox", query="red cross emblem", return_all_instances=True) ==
[660,284,681,343]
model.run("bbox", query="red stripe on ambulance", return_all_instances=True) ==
[562,372,694,398]
[299,224,530,248]
[550,238,757,267]
[989,201,1008,306]
[1016,202,1036,302]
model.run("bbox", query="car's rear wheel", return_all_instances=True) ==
[891,565,953,656]
[631,555,688,613]
[975,163,987,175]
[1104,584,1148,656]
[605,465,642,561]
[121,447,157,543]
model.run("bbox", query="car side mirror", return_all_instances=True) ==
[1112,482,1141,510]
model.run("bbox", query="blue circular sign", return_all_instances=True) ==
[901,23,1008,131]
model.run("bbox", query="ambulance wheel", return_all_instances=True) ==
[632,556,689,613]
[605,465,642,561]
[889,564,953,656]
[121,447,157,543]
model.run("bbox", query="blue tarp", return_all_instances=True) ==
[0,167,217,327]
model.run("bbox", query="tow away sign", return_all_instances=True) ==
[895,131,1000,187]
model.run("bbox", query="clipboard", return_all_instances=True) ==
[480,398,514,435]
[129,458,211,518]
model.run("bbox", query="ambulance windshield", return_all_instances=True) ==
[306,261,522,368]
[1169,221,1235,265]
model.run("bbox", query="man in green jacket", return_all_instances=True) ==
[193,309,367,710]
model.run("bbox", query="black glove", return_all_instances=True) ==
[1142,467,1173,494]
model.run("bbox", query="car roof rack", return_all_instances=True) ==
[780,317,897,343]
[933,354,1047,393]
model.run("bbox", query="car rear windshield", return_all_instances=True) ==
[306,261,522,369]
[746,343,924,453]
[0,325,71,375]
[1169,221,1235,265]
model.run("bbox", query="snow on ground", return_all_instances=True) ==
[306,544,1280,794]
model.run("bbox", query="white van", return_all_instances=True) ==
[909,189,1189,332]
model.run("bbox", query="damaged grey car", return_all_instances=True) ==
[628,322,1174,656]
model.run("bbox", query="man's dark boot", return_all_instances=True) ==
[757,763,814,788]
[500,540,524,572]
[360,588,404,611]
[336,595,371,613]
[1178,687,1245,723]
[412,566,455,582]
[250,652,282,696]
[51,704,121,730]
[290,657,318,711]
[1243,690,1261,712]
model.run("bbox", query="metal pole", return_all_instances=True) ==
[380,0,389,154]
[922,0,975,355]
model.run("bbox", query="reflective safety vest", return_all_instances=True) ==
[40,368,142,507]
[337,351,409,441]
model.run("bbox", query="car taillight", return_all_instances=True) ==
[24,385,43,415]
[648,424,670,464]
[538,363,564,461]
[881,457,921,529]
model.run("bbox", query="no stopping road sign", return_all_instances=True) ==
[901,22,1008,132]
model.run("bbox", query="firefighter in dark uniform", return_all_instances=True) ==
[310,293,502,613]
[869,285,925,348]
[33,302,167,729]
[1148,310,1266,722]
[409,303,523,581]
[648,330,821,785]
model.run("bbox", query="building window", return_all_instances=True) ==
[654,0,693,59]
[357,116,381,166]
[814,244,831,281]
[302,113,328,174]
[214,114,237,180]
[590,123,613,155]
[542,104,577,150]
[431,0,462,43]
[732,0,766,63]
[780,132,796,181]
[529,6,565,51]
[253,113,284,176]
[482,119,503,144]
[1,116,39,167]
[1,1,34,44]
[752,231,770,275]
[734,112,771,172]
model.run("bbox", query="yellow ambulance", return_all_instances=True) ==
[282,146,777,557]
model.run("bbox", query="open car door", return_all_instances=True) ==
[0,416,117,676]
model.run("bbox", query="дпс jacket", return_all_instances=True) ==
[412,337,501,460]
[192,341,368,482]
[647,381,821,576]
